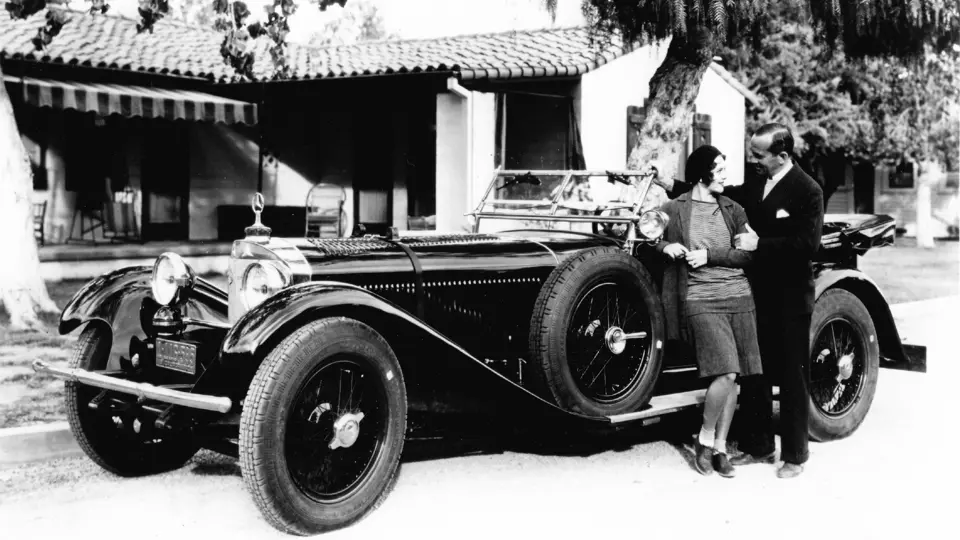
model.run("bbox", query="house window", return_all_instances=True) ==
[944,171,959,190]
[889,158,916,189]
[496,92,584,171]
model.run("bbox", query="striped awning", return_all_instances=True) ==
[3,76,257,125]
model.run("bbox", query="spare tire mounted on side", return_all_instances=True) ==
[528,246,665,417]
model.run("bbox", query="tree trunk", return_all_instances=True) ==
[627,29,717,211]
[0,62,60,330]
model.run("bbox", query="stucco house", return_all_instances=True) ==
[1,11,754,248]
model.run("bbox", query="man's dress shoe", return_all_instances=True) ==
[776,462,804,479]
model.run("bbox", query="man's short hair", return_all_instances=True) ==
[755,123,794,156]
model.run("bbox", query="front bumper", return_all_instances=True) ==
[33,360,233,413]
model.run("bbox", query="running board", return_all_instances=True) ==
[607,389,706,424]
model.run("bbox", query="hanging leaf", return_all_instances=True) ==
[318,0,347,12]
[233,1,251,27]
[5,0,46,20]
[136,0,170,34]
[88,0,109,15]
[213,15,232,32]
[31,9,68,50]
[247,21,265,39]
[275,0,297,17]
[212,0,229,15]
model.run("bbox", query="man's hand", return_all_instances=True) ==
[685,249,708,269]
[645,161,675,191]
[662,243,688,260]
[734,224,759,251]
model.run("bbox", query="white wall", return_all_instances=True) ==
[579,43,668,171]
[435,89,496,232]
[436,93,468,232]
[695,67,746,186]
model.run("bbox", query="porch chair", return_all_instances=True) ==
[102,186,142,243]
[305,183,347,238]
[33,201,47,246]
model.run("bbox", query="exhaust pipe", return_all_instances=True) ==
[33,360,233,413]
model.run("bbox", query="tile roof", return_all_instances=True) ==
[0,10,637,83]
[0,9,236,81]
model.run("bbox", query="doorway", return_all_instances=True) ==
[141,121,189,241]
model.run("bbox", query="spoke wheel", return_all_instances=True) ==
[529,246,664,417]
[286,358,387,502]
[240,317,406,535]
[810,319,866,417]
[567,282,654,403]
[807,289,879,441]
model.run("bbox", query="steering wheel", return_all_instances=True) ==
[591,205,635,239]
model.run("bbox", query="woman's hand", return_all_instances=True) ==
[662,243,689,260]
[685,249,708,269]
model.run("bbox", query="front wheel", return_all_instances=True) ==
[807,289,880,441]
[66,325,198,476]
[240,317,406,535]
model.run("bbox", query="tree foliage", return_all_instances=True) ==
[573,1,959,58]
[307,0,393,48]
[719,2,959,175]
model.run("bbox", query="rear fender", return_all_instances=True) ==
[60,267,229,370]
[815,267,926,373]
[210,282,599,427]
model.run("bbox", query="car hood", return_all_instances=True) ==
[283,230,618,281]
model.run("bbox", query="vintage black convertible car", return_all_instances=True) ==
[34,170,925,535]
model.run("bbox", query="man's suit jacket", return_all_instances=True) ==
[666,164,824,314]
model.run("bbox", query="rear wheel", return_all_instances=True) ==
[529,247,664,417]
[66,325,198,476]
[240,317,406,535]
[807,289,880,441]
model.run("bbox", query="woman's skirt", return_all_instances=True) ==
[687,310,763,378]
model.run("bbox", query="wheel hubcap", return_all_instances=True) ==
[604,326,648,355]
[329,412,365,450]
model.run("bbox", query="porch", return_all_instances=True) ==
[39,241,233,282]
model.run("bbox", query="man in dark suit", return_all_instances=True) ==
[657,123,824,478]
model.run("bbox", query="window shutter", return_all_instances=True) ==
[626,103,647,164]
[692,113,712,148]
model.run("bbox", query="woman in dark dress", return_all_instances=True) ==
[656,145,762,478]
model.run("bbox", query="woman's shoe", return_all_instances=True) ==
[693,439,714,475]
[712,453,736,478]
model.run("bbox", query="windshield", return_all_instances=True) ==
[473,170,655,234]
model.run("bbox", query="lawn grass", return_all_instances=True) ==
[858,237,959,304]
[0,239,955,429]
[0,274,228,428]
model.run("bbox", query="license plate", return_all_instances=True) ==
[156,339,197,375]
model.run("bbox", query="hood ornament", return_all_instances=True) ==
[244,192,272,243]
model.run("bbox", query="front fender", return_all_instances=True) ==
[815,266,925,372]
[60,267,229,370]
[212,282,601,429]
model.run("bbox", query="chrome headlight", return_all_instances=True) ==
[151,253,195,306]
[241,262,290,310]
[638,210,669,240]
